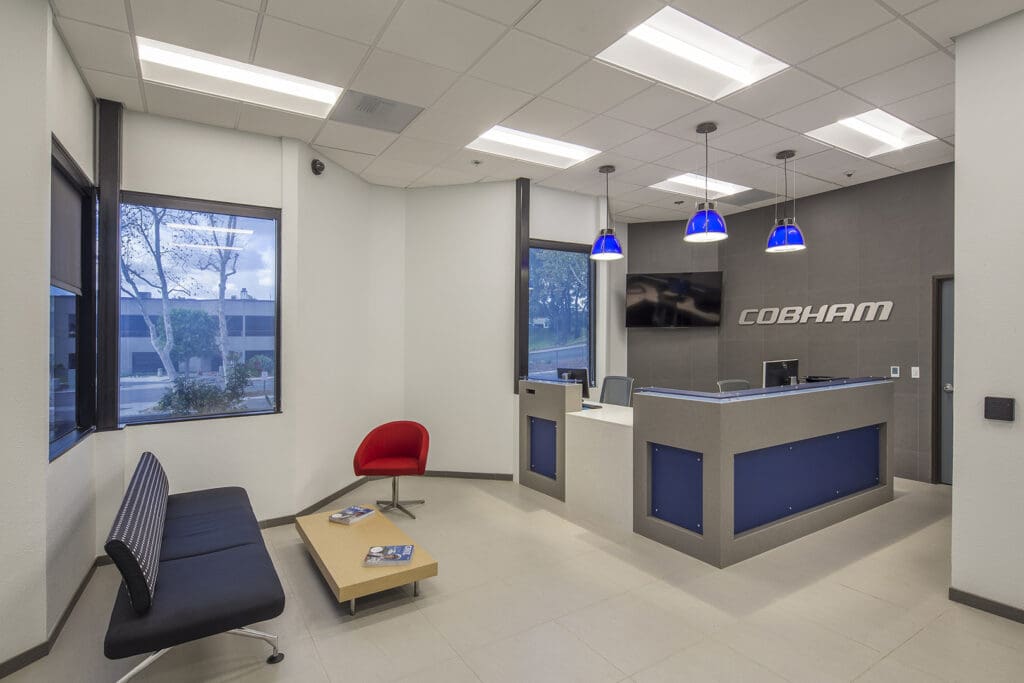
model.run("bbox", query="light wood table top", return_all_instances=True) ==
[294,506,437,611]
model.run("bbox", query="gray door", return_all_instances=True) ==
[939,279,954,485]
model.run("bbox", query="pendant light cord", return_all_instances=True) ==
[792,158,797,223]
[783,157,788,215]
[704,131,709,206]
[605,171,612,229]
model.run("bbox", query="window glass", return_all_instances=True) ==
[527,246,593,381]
[119,201,279,422]
[50,286,79,442]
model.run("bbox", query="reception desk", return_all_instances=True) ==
[565,402,634,532]
[632,378,894,567]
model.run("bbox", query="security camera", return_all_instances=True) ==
[311,159,325,176]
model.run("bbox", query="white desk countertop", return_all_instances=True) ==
[567,402,634,427]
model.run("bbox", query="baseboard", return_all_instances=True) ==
[259,476,375,529]
[423,470,513,481]
[0,640,49,680]
[949,587,1024,624]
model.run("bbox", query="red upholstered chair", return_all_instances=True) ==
[353,421,429,519]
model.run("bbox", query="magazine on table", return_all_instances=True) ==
[329,505,375,525]
[363,544,414,566]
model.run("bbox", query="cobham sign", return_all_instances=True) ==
[738,301,893,325]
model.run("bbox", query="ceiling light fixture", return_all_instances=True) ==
[465,126,600,169]
[684,122,728,243]
[597,7,788,101]
[591,165,624,261]
[805,109,936,158]
[766,150,806,253]
[651,172,750,200]
[136,37,343,118]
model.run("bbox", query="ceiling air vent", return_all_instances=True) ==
[329,90,424,133]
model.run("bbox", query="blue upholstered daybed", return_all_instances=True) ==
[103,452,286,682]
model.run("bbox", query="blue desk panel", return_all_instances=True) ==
[650,443,703,535]
[529,416,557,480]
[734,425,881,534]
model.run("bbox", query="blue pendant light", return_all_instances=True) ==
[684,122,728,244]
[766,150,806,253]
[591,165,624,261]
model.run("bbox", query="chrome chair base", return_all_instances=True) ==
[376,476,424,519]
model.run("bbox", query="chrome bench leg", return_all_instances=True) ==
[116,648,171,683]
[228,626,284,664]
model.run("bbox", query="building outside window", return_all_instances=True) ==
[118,196,280,423]
[527,243,595,382]
[50,286,79,442]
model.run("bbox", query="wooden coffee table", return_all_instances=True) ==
[294,506,437,615]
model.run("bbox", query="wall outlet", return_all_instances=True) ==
[890,365,900,378]
[911,366,920,379]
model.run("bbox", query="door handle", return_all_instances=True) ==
[943,383,954,394]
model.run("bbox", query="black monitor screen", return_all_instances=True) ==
[763,359,799,388]
[557,367,589,399]
[625,272,723,327]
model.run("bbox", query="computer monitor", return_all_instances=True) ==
[557,367,590,399]
[763,359,799,388]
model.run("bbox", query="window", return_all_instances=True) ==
[118,193,281,423]
[526,241,595,382]
[49,139,96,459]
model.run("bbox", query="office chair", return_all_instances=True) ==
[600,376,635,406]
[353,421,429,519]
[717,379,751,392]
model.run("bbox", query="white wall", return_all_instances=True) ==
[951,11,1024,611]
[47,20,94,181]
[0,0,53,661]
[404,182,517,474]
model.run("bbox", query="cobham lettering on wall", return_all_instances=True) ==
[738,301,893,325]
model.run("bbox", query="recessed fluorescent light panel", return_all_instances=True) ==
[651,173,750,200]
[465,126,600,169]
[136,37,343,118]
[597,8,788,101]
[805,109,937,157]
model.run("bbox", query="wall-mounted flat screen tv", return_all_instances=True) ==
[625,271,723,328]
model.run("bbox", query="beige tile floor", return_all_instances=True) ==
[9,476,1024,682]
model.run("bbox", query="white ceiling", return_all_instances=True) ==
[52,0,1023,220]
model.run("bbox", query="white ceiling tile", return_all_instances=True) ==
[743,134,832,164]
[768,90,872,133]
[656,145,734,173]
[56,18,136,78]
[401,108,492,146]
[443,0,538,24]
[236,105,322,142]
[360,174,412,188]
[362,158,432,184]
[562,116,647,150]
[410,166,488,186]
[502,98,596,137]
[265,0,398,44]
[658,104,755,141]
[795,148,898,186]
[517,0,663,56]
[544,60,652,114]
[221,0,261,9]
[616,164,687,187]
[905,0,1024,46]
[872,139,954,171]
[253,17,367,87]
[884,84,954,123]
[376,136,462,166]
[350,49,460,108]
[471,31,589,94]
[799,21,936,87]
[53,0,129,31]
[720,69,833,119]
[790,172,840,197]
[315,120,399,155]
[82,69,143,109]
[883,0,934,13]
[710,155,774,187]
[131,0,258,61]
[743,0,893,64]
[621,204,684,221]
[668,0,806,36]
[915,112,955,138]
[618,185,682,205]
[845,51,955,106]
[377,0,505,71]
[144,83,240,128]
[612,131,693,163]
[537,172,586,192]
[313,146,376,174]
[431,76,534,121]
[711,121,795,154]
[441,148,559,181]
[604,85,707,129]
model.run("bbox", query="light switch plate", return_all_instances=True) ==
[890,366,900,378]
[911,366,920,379]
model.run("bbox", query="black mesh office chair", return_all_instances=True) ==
[717,379,751,392]
[600,376,635,406]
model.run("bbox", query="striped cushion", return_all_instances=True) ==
[104,452,169,615]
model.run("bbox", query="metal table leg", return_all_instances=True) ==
[349,598,355,616]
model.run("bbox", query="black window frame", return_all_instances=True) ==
[522,238,598,388]
[109,190,283,427]
[49,135,98,462]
